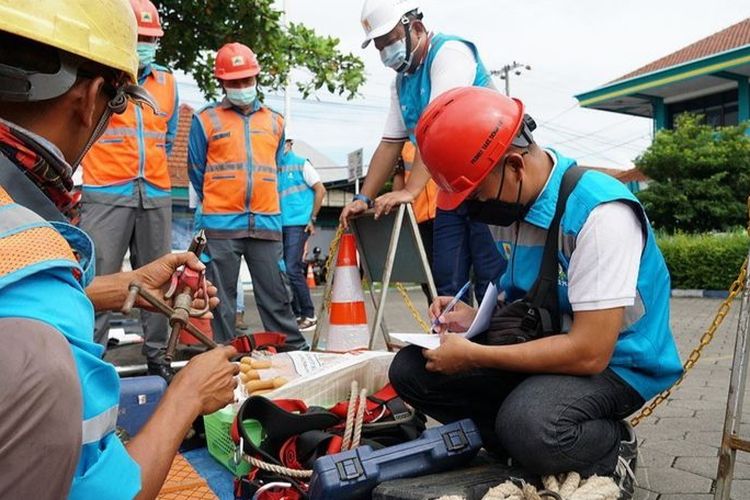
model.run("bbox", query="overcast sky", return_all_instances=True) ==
[176,1,749,174]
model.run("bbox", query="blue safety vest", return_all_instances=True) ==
[0,159,141,498]
[397,32,494,142]
[279,151,314,227]
[496,150,683,401]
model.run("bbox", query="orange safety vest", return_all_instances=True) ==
[401,142,438,223]
[196,104,283,217]
[0,186,78,280]
[83,67,176,190]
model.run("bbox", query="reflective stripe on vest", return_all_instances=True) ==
[81,405,118,445]
[279,151,314,226]
[82,68,175,190]
[400,142,437,223]
[198,105,283,216]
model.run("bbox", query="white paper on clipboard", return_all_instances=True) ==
[391,283,497,349]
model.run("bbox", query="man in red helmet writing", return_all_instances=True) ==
[188,42,307,350]
[388,87,683,500]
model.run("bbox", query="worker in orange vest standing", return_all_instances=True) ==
[80,0,179,381]
[392,141,437,304]
[188,43,307,349]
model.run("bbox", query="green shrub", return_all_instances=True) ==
[657,231,749,290]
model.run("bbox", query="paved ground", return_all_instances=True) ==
[111,287,750,498]
[245,290,750,499]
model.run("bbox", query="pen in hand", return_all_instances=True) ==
[430,280,472,333]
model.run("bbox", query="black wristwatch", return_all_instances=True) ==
[353,193,374,209]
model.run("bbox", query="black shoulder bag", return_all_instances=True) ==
[484,167,586,345]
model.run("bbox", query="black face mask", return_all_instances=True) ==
[466,196,530,226]
[467,163,530,227]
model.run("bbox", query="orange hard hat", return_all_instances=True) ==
[130,0,164,37]
[416,87,527,210]
[215,43,261,80]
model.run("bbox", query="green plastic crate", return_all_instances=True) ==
[204,406,264,476]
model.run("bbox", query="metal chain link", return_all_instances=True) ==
[395,282,431,332]
[630,198,750,426]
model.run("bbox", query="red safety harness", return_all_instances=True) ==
[229,332,290,355]
[231,384,425,499]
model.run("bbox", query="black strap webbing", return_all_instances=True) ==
[524,167,587,333]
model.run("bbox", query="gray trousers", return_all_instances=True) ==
[206,237,307,348]
[80,201,171,363]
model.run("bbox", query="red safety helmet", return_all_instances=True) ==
[214,43,261,80]
[416,87,527,210]
[130,0,164,37]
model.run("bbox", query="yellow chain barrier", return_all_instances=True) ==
[395,282,431,333]
[630,197,750,426]
[320,225,344,316]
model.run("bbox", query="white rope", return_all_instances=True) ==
[350,388,368,449]
[243,454,313,479]
[480,473,620,500]
[341,380,358,451]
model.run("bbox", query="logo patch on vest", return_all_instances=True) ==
[558,265,568,288]
[501,242,512,260]
[232,55,245,67]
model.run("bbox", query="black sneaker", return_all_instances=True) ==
[613,421,638,500]
[147,362,175,384]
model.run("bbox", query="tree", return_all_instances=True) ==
[156,0,366,101]
[636,113,750,233]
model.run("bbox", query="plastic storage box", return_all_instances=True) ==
[117,375,167,437]
[308,419,482,500]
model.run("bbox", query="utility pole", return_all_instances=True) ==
[490,61,532,96]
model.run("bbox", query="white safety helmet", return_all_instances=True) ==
[360,0,420,48]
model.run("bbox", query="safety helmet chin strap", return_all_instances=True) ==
[70,84,157,168]
[394,15,425,74]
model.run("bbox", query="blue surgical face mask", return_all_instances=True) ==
[380,39,408,71]
[137,42,158,68]
[225,85,257,107]
[379,32,424,73]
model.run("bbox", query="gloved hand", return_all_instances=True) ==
[483,300,548,346]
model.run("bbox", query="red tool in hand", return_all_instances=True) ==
[122,229,217,362]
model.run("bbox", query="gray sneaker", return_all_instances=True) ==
[613,421,638,500]
[297,316,317,332]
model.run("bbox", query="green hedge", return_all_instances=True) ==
[657,231,749,290]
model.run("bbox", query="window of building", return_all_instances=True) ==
[667,88,740,128]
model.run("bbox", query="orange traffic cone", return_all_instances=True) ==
[306,263,317,288]
[327,233,368,352]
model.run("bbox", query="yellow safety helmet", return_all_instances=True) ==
[0,0,139,89]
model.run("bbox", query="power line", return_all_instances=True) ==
[540,123,646,152]
[537,102,579,126]
[577,134,652,158]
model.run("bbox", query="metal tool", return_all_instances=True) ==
[122,229,217,362]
